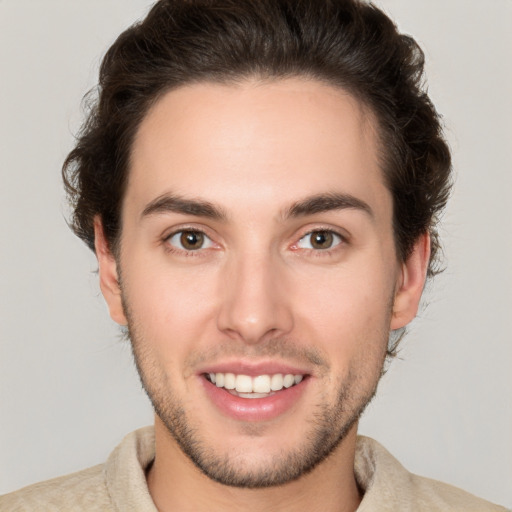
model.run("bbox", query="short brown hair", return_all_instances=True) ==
[63,0,452,276]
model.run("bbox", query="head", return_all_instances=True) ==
[64,0,451,275]
[63,0,452,489]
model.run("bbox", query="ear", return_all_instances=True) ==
[94,216,127,326]
[390,232,430,330]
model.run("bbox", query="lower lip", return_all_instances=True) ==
[201,376,309,422]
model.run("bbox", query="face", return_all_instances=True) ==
[97,78,428,487]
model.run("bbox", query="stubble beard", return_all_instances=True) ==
[125,319,386,489]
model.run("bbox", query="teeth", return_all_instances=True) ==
[235,374,253,393]
[253,375,271,393]
[224,373,236,390]
[283,374,295,388]
[237,392,270,399]
[207,372,305,394]
[270,374,284,391]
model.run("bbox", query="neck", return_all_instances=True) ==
[147,417,362,512]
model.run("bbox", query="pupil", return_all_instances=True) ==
[312,231,332,249]
[181,231,203,250]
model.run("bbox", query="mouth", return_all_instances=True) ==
[198,360,311,421]
[200,368,310,421]
[204,372,305,398]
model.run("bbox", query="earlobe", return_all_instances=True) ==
[390,233,430,330]
[94,216,127,326]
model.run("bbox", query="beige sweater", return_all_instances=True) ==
[1,427,508,511]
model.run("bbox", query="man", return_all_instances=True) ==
[1,0,508,510]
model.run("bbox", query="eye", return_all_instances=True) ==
[296,230,343,250]
[166,230,214,251]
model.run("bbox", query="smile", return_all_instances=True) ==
[205,372,304,398]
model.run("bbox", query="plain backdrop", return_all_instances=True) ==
[1,0,511,507]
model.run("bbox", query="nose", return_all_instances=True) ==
[216,252,294,344]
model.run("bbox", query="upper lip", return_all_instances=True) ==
[196,360,311,377]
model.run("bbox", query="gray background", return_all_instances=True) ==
[1,0,511,506]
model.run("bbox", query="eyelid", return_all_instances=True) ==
[168,230,213,250]
[162,225,220,253]
[290,226,348,251]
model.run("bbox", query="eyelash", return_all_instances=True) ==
[163,227,215,256]
[162,227,347,257]
[292,228,347,255]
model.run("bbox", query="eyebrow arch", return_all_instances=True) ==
[141,193,228,221]
[283,192,374,219]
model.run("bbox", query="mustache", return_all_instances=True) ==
[120,294,330,373]
[183,337,330,372]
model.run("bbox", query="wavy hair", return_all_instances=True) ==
[63,0,452,278]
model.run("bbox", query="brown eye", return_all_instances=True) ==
[167,230,212,251]
[297,230,342,250]
[180,231,204,250]
[310,231,333,249]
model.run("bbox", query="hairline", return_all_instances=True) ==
[111,74,402,258]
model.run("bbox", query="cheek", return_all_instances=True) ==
[290,261,395,352]
[121,258,219,345]
[296,262,393,313]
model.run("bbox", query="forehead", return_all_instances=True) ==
[125,78,389,221]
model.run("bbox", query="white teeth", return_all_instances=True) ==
[270,374,284,391]
[253,375,271,393]
[223,373,236,390]
[237,392,270,399]
[283,374,295,388]
[235,374,253,393]
[207,372,304,394]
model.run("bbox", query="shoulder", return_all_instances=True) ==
[405,472,509,512]
[355,436,509,512]
[408,473,506,512]
[0,427,156,512]
[0,464,113,512]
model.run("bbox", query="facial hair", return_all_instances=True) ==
[124,308,387,489]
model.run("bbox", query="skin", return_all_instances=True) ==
[95,78,429,512]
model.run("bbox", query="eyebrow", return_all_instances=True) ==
[141,193,228,221]
[283,192,374,220]
[141,191,373,223]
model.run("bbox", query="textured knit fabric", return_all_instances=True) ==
[1,427,508,511]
